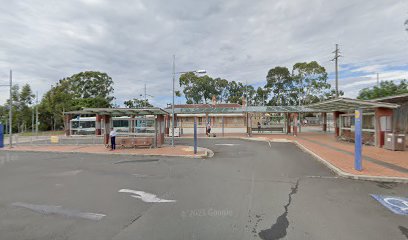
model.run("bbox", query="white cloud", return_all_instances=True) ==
[0,0,407,106]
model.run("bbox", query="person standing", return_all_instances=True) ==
[109,127,117,150]
[257,122,261,133]
[206,122,211,137]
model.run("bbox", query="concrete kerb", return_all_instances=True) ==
[0,146,213,159]
[242,137,408,184]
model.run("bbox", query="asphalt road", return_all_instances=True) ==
[0,138,407,240]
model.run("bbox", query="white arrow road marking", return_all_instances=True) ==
[119,189,176,203]
[215,143,239,146]
[11,202,105,221]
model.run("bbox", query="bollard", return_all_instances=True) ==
[0,123,4,148]
[194,117,197,154]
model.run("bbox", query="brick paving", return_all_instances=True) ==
[255,133,408,179]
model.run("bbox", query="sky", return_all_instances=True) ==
[0,0,407,107]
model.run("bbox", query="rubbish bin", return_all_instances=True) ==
[384,133,405,151]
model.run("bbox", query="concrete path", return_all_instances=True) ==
[0,138,406,240]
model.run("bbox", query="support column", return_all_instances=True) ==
[292,113,298,136]
[95,114,102,136]
[156,114,165,146]
[286,113,291,134]
[64,114,72,136]
[322,112,327,132]
[375,107,393,148]
[333,111,340,137]
[104,115,111,145]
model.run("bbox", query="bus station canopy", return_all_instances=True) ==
[173,105,317,114]
[64,107,169,116]
[307,97,399,112]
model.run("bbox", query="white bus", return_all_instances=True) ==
[70,116,155,135]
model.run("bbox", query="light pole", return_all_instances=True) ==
[171,54,206,147]
[0,70,12,147]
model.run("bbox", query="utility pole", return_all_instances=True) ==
[32,103,34,134]
[172,54,175,147]
[35,91,39,136]
[144,83,147,107]
[9,70,12,147]
[332,44,341,98]
[376,73,380,87]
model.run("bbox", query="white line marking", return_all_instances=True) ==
[48,170,83,177]
[215,144,240,146]
[119,189,176,203]
[305,175,338,179]
[11,202,105,221]
[132,174,149,177]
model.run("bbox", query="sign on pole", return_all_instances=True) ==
[354,109,362,171]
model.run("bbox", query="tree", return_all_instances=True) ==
[39,71,114,130]
[357,80,408,100]
[265,62,334,106]
[265,66,294,105]
[226,81,245,104]
[68,71,114,102]
[292,61,331,105]
[124,98,153,108]
[1,84,36,132]
[179,73,226,104]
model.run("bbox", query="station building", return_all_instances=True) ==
[64,96,407,149]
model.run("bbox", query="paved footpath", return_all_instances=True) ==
[0,138,407,240]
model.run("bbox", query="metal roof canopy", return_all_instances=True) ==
[372,93,408,103]
[64,107,169,116]
[174,105,317,114]
[307,97,399,112]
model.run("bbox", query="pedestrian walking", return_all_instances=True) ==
[110,127,116,150]
[257,122,261,133]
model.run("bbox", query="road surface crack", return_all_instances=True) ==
[258,179,300,240]
[399,226,408,239]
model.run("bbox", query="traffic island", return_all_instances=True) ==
[1,145,212,159]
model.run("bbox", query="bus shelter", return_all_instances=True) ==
[308,98,400,148]
[64,108,168,148]
[245,106,317,136]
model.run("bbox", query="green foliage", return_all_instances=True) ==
[265,66,294,105]
[123,98,153,108]
[179,73,229,104]
[39,71,114,130]
[225,81,245,104]
[357,80,408,100]
[265,61,333,105]
[0,84,35,133]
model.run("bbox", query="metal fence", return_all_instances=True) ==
[4,135,105,146]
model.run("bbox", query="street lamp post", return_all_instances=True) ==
[0,70,12,147]
[171,55,206,147]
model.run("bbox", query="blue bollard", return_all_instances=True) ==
[0,123,4,148]
[354,109,362,171]
[194,117,197,154]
